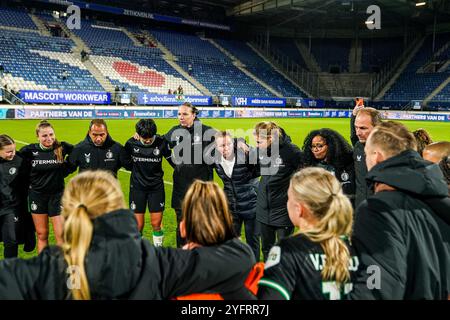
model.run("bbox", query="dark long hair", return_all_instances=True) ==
[0,134,15,149]
[302,128,353,168]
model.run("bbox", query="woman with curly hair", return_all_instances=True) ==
[412,128,433,157]
[302,128,355,204]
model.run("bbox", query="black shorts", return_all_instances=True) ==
[28,190,63,217]
[129,187,165,213]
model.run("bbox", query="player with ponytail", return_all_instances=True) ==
[258,167,359,300]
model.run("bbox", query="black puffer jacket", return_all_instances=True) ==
[350,150,450,300]
[212,139,260,220]
[0,209,256,299]
[255,130,303,227]
[165,119,216,209]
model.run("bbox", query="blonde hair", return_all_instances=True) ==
[290,167,353,286]
[61,170,126,300]
[254,121,280,143]
[182,180,235,246]
[35,120,63,162]
[368,121,417,158]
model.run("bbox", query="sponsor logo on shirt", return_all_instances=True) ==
[31,201,38,211]
[265,246,281,269]
[341,171,350,182]
[105,150,115,162]
[31,159,61,167]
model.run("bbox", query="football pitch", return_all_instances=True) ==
[1,118,449,259]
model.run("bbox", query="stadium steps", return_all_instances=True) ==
[207,39,282,97]
[58,19,92,54]
[349,39,362,73]
[296,40,321,73]
[423,74,450,103]
[122,27,143,47]
[438,60,450,72]
[29,14,51,37]
[81,58,115,92]
[145,30,212,96]
[375,37,425,100]
[247,42,312,98]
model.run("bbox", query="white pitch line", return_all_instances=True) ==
[13,139,173,186]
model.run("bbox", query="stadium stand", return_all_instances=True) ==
[0,7,37,30]
[383,33,450,101]
[215,39,306,97]
[270,37,308,70]
[310,38,351,73]
[0,29,104,91]
[151,29,274,96]
[361,37,404,73]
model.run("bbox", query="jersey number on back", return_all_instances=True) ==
[322,282,353,300]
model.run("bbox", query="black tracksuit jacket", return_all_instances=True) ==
[350,115,373,208]
[164,120,216,210]
[350,150,450,299]
[255,130,303,227]
[0,209,256,299]
[20,142,73,194]
[258,234,360,300]
[124,135,173,191]
[68,134,127,177]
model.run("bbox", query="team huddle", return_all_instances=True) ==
[0,102,449,300]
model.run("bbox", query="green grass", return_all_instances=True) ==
[1,118,449,259]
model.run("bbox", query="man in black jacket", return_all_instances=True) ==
[350,106,382,208]
[208,131,260,260]
[68,119,128,177]
[350,121,450,300]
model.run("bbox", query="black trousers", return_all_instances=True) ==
[233,216,260,261]
[0,213,18,258]
[260,222,294,261]
[175,208,186,248]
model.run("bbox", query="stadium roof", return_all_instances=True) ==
[225,0,450,29]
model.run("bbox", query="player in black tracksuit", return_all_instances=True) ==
[124,119,174,247]
[164,103,216,247]
[258,167,358,300]
[19,121,73,253]
[67,119,127,177]
[258,235,360,300]
[0,135,32,258]
[0,209,257,299]
[254,123,303,261]
[258,167,359,300]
